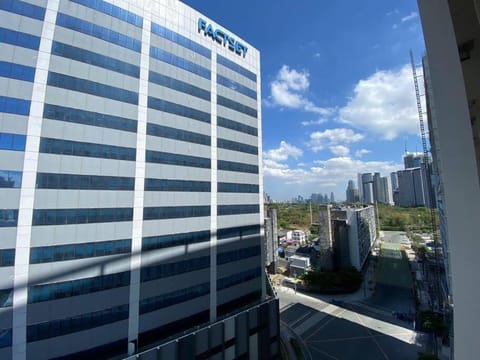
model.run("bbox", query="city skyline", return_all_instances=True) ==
[183,0,426,200]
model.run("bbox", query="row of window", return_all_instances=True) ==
[217,95,257,118]
[217,159,258,174]
[0,27,40,50]
[142,230,210,251]
[141,256,210,282]
[26,304,129,342]
[39,137,136,161]
[150,46,210,80]
[0,249,15,267]
[0,94,30,116]
[217,138,258,155]
[70,0,143,28]
[32,208,133,226]
[0,60,35,82]
[0,170,22,188]
[217,182,259,193]
[147,123,210,146]
[47,72,139,105]
[36,173,135,190]
[1,288,12,308]
[0,209,17,227]
[144,178,210,192]
[0,0,45,21]
[143,206,210,221]
[217,116,257,137]
[139,282,209,315]
[51,41,140,78]
[217,204,260,216]
[0,132,26,151]
[151,22,210,59]
[149,70,210,101]
[56,13,141,52]
[217,74,257,100]
[217,55,256,83]
[217,267,261,291]
[30,239,131,264]
[217,246,260,266]
[146,150,210,169]
[28,271,130,303]
[148,96,210,123]
[217,224,260,240]
[43,103,137,133]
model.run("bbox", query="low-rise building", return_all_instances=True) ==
[289,255,311,278]
[292,230,306,244]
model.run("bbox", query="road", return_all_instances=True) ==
[278,231,427,359]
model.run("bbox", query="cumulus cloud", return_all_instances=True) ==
[308,128,364,152]
[355,149,371,157]
[301,118,328,126]
[329,145,350,157]
[268,65,332,115]
[338,64,422,140]
[401,12,418,22]
[264,140,303,161]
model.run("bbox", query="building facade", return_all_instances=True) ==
[264,208,278,274]
[418,0,480,358]
[0,0,279,359]
[345,179,359,203]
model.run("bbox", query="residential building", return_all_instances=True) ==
[291,229,306,244]
[360,173,374,204]
[0,0,279,359]
[288,255,311,278]
[403,152,423,169]
[390,171,399,191]
[396,166,432,207]
[418,0,480,357]
[264,208,278,274]
[345,179,359,203]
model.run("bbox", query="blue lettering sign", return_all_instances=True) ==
[198,18,248,58]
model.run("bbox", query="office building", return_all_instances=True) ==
[360,173,374,204]
[345,179,359,203]
[264,208,278,274]
[403,152,423,169]
[418,0,480,358]
[0,0,279,359]
[396,166,432,207]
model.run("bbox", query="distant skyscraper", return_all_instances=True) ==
[404,152,423,169]
[390,171,399,191]
[330,192,335,203]
[361,173,374,203]
[396,166,432,207]
[345,180,359,203]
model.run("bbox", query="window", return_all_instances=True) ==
[56,13,141,52]
[0,132,26,151]
[0,170,22,188]
[0,209,18,227]
[0,27,40,50]
[150,46,210,80]
[30,239,131,263]
[36,173,134,190]
[0,95,30,115]
[141,256,210,282]
[0,249,15,267]
[47,72,138,105]
[142,230,210,251]
[0,328,12,348]
[217,74,257,100]
[147,123,210,146]
[217,95,257,118]
[0,61,35,82]
[70,0,143,27]
[217,246,260,265]
[148,96,210,123]
[217,224,260,240]
[217,204,260,216]
[144,179,210,192]
[39,137,136,161]
[32,208,133,226]
[217,138,258,155]
[149,71,210,101]
[0,0,45,21]
[27,304,129,342]
[143,206,210,220]
[151,23,210,58]
[217,182,259,193]
[217,55,256,82]
[217,160,258,174]
[51,42,140,78]
[140,283,209,314]
[217,116,257,136]
[146,150,210,169]
[217,267,261,290]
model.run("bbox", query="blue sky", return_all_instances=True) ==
[182,0,426,201]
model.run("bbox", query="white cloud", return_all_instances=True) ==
[329,145,350,157]
[268,65,332,116]
[401,12,418,22]
[264,140,303,161]
[301,118,327,126]
[386,9,399,16]
[355,149,371,157]
[392,24,398,30]
[338,64,422,140]
[308,128,364,152]
[313,52,321,58]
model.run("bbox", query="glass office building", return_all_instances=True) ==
[0,0,279,358]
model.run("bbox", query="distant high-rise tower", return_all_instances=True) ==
[404,152,423,169]
[330,192,335,203]
[346,180,359,203]
[361,173,374,203]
